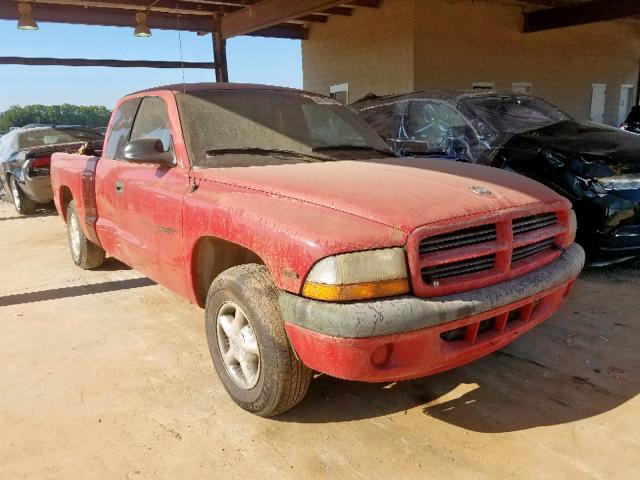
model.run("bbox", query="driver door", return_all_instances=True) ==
[117,94,190,296]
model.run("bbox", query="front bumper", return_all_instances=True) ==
[593,224,640,259]
[577,191,640,261]
[280,244,584,382]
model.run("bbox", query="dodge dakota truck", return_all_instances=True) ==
[51,83,585,417]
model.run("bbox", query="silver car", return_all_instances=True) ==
[0,126,103,215]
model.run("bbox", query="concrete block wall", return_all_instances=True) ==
[302,0,640,126]
[302,0,416,103]
[413,0,640,125]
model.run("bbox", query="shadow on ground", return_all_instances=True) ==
[279,260,640,432]
[0,277,155,307]
[0,207,57,221]
[94,257,133,272]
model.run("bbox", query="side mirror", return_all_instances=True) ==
[123,138,175,166]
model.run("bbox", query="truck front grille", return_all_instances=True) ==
[408,208,567,297]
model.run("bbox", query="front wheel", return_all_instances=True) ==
[66,200,106,269]
[205,264,312,417]
[9,175,36,215]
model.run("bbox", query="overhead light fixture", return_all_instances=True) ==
[17,2,38,31]
[134,12,151,37]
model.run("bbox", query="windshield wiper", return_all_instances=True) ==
[312,145,392,155]
[206,147,327,162]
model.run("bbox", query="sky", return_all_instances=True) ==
[0,19,303,111]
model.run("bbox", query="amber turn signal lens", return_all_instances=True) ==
[303,278,410,302]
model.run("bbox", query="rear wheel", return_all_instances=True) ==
[205,264,312,417]
[9,175,36,215]
[66,200,105,269]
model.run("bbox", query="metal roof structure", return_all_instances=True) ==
[0,0,386,39]
[0,0,637,82]
[0,0,383,81]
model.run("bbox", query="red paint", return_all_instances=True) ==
[285,279,576,382]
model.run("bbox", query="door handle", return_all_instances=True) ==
[115,180,124,195]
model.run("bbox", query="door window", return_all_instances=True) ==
[104,98,142,160]
[130,97,173,152]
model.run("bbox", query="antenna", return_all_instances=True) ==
[176,0,186,92]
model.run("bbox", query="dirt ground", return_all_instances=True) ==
[0,200,639,480]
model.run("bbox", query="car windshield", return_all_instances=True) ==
[177,89,391,167]
[459,95,571,135]
[19,128,103,149]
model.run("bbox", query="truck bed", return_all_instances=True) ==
[51,152,101,244]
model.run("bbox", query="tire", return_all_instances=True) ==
[66,200,106,269]
[9,175,36,215]
[205,264,312,417]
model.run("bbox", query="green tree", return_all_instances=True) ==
[0,104,112,132]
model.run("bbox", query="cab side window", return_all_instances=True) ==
[105,98,142,160]
[130,97,173,153]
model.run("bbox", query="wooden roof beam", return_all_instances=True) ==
[0,1,308,38]
[0,56,216,69]
[343,0,382,7]
[219,0,345,38]
[17,0,237,15]
[523,0,640,33]
[317,6,353,16]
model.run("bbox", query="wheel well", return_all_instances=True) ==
[60,186,73,222]
[193,236,265,306]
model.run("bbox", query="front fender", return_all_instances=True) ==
[182,181,407,300]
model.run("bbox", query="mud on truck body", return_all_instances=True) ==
[51,83,585,416]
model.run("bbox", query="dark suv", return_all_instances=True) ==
[621,106,640,135]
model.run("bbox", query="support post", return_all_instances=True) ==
[213,14,229,83]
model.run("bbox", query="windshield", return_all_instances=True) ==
[177,89,390,167]
[459,95,571,135]
[18,128,103,149]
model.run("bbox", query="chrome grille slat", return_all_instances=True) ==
[419,224,497,254]
[512,239,556,262]
[513,213,558,236]
[422,255,496,281]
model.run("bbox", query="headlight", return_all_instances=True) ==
[303,248,409,302]
[598,175,640,191]
[567,209,577,245]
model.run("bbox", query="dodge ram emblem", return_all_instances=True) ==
[469,185,492,196]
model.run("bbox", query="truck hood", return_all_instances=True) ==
[194,158,563,233]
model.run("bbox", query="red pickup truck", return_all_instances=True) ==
[51,83,585,416]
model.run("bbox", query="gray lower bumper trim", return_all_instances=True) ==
[279,244,585,339]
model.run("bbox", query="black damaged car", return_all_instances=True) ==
[353,91,640,263]
[621,106,640,135]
